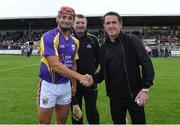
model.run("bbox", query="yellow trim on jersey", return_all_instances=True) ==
[71,36,79,60]
[53,32,60,56]
[41,57,50,72]
[39,36,44,56]
[36,78,42,104]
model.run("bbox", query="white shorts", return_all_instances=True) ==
[39,80,72,108]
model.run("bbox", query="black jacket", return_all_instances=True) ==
[74,32,100,75]
[93,32,154,98]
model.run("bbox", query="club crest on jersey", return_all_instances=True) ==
[42,98,49,105]
[86,44,92,48]
[71,44,76,51]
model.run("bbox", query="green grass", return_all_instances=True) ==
[0,55,180,124]
[146,58,180,123]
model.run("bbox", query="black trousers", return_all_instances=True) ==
[71,83,99,124]
[110,97,146,124]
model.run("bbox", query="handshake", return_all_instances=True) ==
[79,74,94,87]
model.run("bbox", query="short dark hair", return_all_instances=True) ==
[103,11,123,24]
[75,14,87,23]
[76,14,86,18]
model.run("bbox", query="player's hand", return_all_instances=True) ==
[79,74,93,87]
[85,74,94,84]
[79,75,89,86]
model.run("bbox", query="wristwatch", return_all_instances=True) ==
[142,88,149,93]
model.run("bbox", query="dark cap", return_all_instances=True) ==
[58,6,75,16]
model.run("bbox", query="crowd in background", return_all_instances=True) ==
[0,29,180,56]
[0,31,44,50]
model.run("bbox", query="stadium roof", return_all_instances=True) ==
[0,0,180,19]
[1,16,180,31]
[0,0,180,30]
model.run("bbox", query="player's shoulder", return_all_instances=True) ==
[70,35,79,47]
[70,34,78,41]
[43,28,59,40]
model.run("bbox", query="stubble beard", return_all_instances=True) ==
[61,27,72,32]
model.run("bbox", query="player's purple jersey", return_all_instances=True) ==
[39,27,79,84]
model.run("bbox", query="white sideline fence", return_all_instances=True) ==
[1,49,180,57]
[0,50,21,55]
[171,50,180,57]
[0,49,39,55]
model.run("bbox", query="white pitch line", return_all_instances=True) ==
[0,63,39,72]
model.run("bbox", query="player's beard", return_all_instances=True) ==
[61,27,72,32]
[59,23,72,32]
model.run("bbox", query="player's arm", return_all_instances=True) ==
[46,55,85,84]
[71,61,77,96]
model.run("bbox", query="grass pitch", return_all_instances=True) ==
[0,55,180,124]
